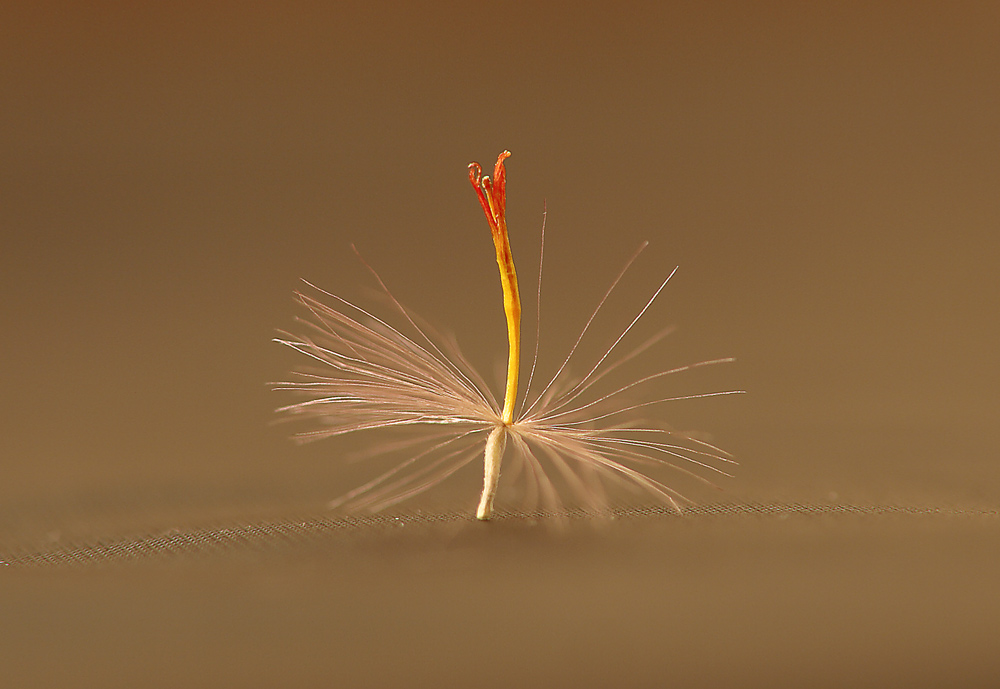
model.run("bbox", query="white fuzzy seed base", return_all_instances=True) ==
[476,425,507,520]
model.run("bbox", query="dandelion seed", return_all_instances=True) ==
[274,151,743,521]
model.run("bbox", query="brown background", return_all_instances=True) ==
[2,2,998,687]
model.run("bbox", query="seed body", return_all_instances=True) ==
[476,425,507,520]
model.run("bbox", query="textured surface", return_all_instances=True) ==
[3,504,1000,689]
[3,501,998,567]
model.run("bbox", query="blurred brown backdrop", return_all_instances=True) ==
[2,2,998,687]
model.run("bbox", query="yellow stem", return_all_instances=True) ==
[494,214,521,425]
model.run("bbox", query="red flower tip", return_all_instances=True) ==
[468,151,511,237]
